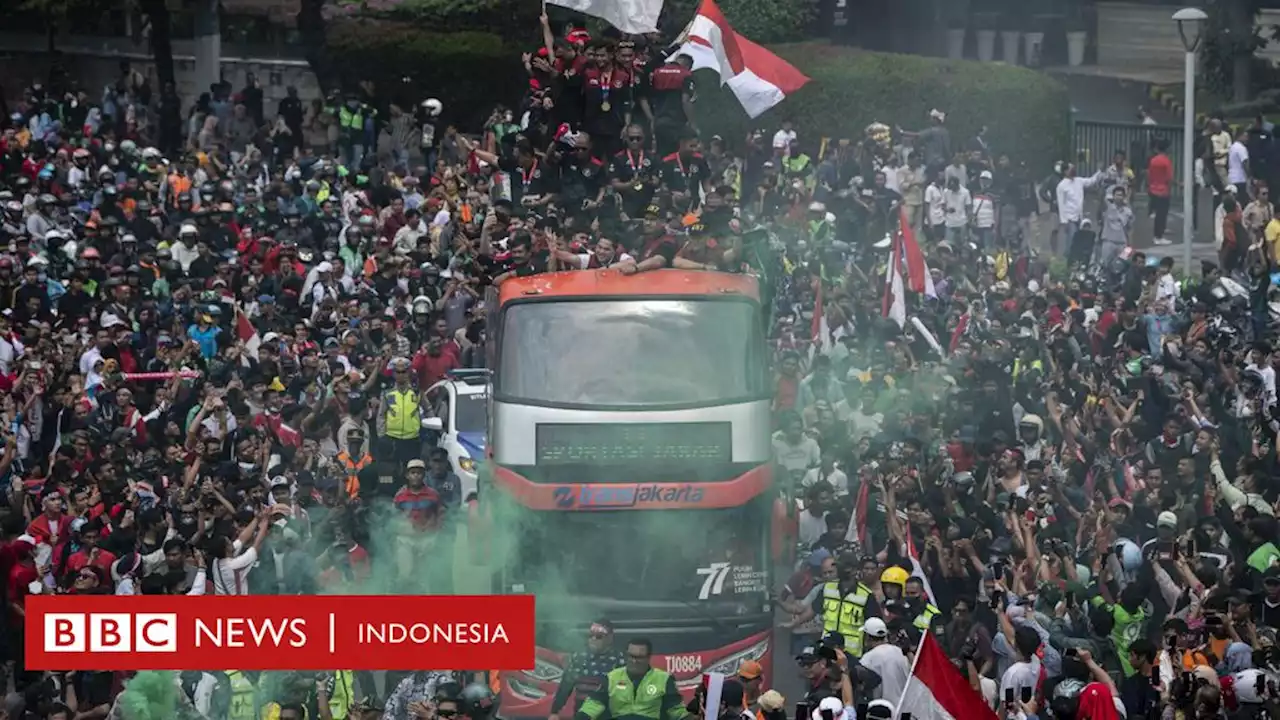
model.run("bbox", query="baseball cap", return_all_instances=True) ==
[861,617,889,638]
[737,659,763,680]
[795,645,819,663]
[1264,566,1280,584]
[406,459,426,470]
[1157,511,1179,529]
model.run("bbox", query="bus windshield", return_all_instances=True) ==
[497,298,768,408]
[502,502,770,609]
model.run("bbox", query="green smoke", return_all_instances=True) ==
[117,671,180,720]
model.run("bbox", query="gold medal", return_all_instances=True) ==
[601,100,611,112]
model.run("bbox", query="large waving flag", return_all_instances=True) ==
[881,207,936,328]
[547,0,662,34]
[894,632,999,720]
[669,0,810,118]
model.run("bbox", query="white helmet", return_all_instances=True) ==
[421,98,443,118]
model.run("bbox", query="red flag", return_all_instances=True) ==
[898,206,934,296]
[670,0,810,118]
[895,632,999,720]
[236,308,261,360]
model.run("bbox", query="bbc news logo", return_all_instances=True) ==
[45,613,178,652]
[26,595,534,671]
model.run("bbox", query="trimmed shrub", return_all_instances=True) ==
[695,43,1072,171]
[325,31,1070,169]
[327,20,526,129]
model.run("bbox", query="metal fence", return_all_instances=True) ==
[1072,120,1186,199]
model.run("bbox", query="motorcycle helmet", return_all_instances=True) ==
[458,682,496,720]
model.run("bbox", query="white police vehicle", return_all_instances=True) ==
[422,369,488,501]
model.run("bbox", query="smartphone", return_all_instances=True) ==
[1065,590,1076,607]
[1004,688,1015,706]
[1020,687,1033,704]
[795,702,811,720]
[992,561,1005,580]
[990,589,1003,609]
[1150,667,1160,688]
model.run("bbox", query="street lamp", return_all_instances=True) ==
[1174,7,1208,274]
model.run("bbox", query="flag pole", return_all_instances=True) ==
[890,630,928,720]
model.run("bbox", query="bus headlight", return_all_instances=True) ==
[703,639,770,677]
[458,457,477,473]
[522,656,564,683]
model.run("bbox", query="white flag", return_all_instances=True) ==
[547,0,662,34]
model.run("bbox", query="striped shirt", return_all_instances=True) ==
[393,486,442,532]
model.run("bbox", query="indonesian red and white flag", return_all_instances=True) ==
[894,632,999,720]
[881,208,936,328]
[548,0,662,34]
[236,307,261,361]
[809,283,832,362]
[669,0,810,118]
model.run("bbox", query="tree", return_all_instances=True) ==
[1202,0,1267,102]
[138,0,176,93]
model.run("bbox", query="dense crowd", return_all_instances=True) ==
[1,7,1280,720]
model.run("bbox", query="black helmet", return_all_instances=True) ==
[459,683,496,720]
[434,680,461,703]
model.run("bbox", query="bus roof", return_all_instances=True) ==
[497,269,760,306]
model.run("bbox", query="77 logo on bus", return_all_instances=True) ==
[695,563,732,600]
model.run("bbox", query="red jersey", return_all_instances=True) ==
[27,513,72,547]
[64,547,117,578]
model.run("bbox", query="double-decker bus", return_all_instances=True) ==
[475,268,780,717]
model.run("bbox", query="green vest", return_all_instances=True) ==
[1248,542,1280,574]
[383,388,422,440]
[821,581,871,657]
[328,670,355,720]
[913,603,940,631]
[579,667,687,720]
[338,105,364,130]
[227,670,258,720]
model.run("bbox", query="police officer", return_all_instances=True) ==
[576,638,689,720]
[904,576,940,632]
[812,553,880,660]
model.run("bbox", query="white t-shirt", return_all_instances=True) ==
[773,129,797,150]
[860,642,910,701]
[1229,141,1250,184]
[943,187,972,228]
[925,184,946,226]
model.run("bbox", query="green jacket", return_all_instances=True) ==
[577,666,689,720]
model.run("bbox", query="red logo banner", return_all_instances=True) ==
[25,595,535,671]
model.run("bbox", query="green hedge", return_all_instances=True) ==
[325,31,1070,170]
[695,42,1072,172]
[327,21,527,129]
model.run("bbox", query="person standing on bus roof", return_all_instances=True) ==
[548,619,626,720]
[576,638,688,720]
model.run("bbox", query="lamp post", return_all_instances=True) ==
[1174,7,1208,274]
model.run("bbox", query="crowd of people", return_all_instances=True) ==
[0,6,1279,720]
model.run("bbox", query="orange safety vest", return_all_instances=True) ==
[337,450,373,499]
[168,174,192,206]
